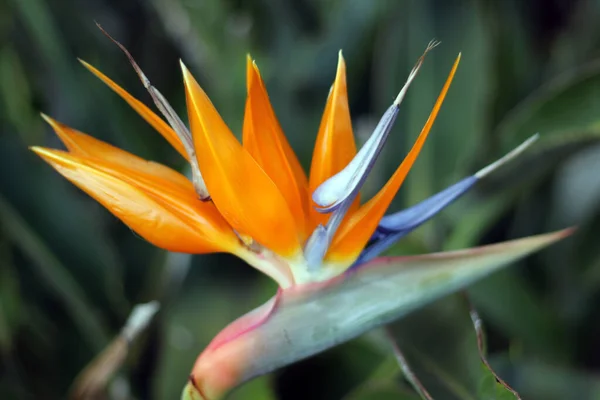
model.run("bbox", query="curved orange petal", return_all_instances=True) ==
[327,54,461,264]
[242,57,309,238]
[41,114,192,191]
[181,62,301,258]
[308,52,358,227]
[32,147,239,254]
[79,60,189,160]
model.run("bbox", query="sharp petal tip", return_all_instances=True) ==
[78,58,93,70]
[179,59,188,71]
[30,146,55,160]
[179,60,192,80]
[246,54,258,70]
[40,113,58,127]
[559,226,577,238]
[533,226,577,248]
[475,134,540,179]
[335,51,346,74]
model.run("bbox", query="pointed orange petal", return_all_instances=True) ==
[79,60,189,160]
[242,57,309,238]
[41,115,192,191]
[327,54,461,264]
[32,147,238,254]
[181,62,301,257]
[308,52,359,226]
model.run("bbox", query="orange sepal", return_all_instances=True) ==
[243,57,309,238]
[79,60,189,160]
[31,147,239,254]
[308,52,359,227]
[181,62,301,258]
[327,54,461,264]
[41,114,192,191]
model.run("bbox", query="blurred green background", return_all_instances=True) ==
[2,0,600,399]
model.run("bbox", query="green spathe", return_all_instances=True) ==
[188,228,572,398]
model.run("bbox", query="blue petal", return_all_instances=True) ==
[355,177,476,265]
[354,231,406,266]
[355,134,540,265]
[377,176,477,234]
[304,225,328,271]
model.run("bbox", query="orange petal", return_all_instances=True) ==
[308,52,359,227]
[41,114,192,191]
[327,54,461,264]
[32,147,238,254]
[79,60,189,160]
[242,57,309,238]
[181,62,301,257]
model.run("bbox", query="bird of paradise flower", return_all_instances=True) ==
[32,28,572,400]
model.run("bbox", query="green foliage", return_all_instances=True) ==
[1,0,600,399]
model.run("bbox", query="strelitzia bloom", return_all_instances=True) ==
[32,34,571,400]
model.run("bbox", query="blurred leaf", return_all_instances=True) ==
[385,328,434,400]
[497,60,600,149]
[401,0,436,245]
[476,137,596,204]
[548,1,600,72]
[386,295,479,400]
[9,0,88,120]
[468,303,522,399]
[468,268,569,363]
[0,244,21,352]
[456,136,599,239]
[0,194,109,349]
[157,0,249,134]
[478,374,520,400]
[384,290,556,399]
[444,192,514,250]
[344,382,421,400]
[70,338,128,400]
[552,143,600,225]
[473,57,600,207]
[371,0,491,248]
[154,273,275,398]
[0,139,129,316]
[339,350,404,399]
[492,356,600,400]
[351,353,401,384]
[228,376,276,400]
[9,0,70,69]
[70,302,159,400]
[0,47,42,145]
[281,337,393,399]
[12,0,68,71]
